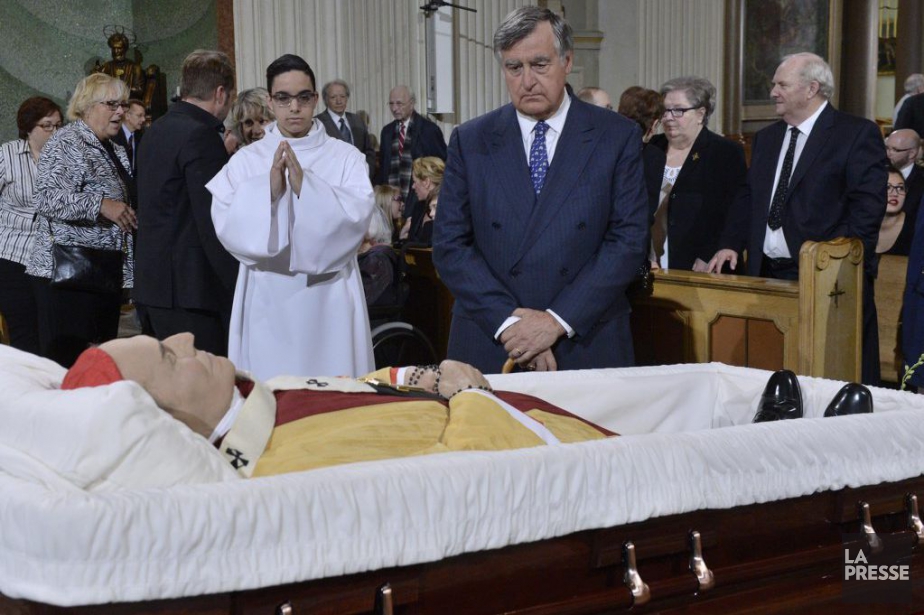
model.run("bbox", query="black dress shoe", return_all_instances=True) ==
[824,383,873,417]
[753,369,803,423]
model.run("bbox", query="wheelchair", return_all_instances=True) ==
[362,244,438,369]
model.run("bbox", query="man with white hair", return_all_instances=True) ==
[707,52,887,384]
[894,73,924,128]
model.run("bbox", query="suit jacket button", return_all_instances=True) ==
[492,222,501,229]
[560,267,569,276]
[577,222,586,230]
[511,269,520,277]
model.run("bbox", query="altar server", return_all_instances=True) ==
[209,54,374,380]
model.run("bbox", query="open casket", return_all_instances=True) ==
[1,346,924,614]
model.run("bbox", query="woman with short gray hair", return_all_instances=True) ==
[644,75,747,272]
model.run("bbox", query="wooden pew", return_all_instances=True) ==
[876,254,909,384]
[632,238,863,381]
[402,239,912,384]
[403,247,454,361]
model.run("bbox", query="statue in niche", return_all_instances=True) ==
[92,26,165,120]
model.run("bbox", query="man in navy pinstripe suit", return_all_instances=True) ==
[433,7,648,373]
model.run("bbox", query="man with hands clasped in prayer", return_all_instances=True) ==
[209,54,375,381]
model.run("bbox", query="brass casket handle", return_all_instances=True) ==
[907,493,924,544]
[689,530,715,592]
[623,541,651,607]
[858,501,884,554]
[374,582,393,615]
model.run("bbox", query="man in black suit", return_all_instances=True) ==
[885,128,923,222]
[111,99,145,174]
[895,85,924,136]
[315,79,376,179]
[134,50,239,356]
[377,85,447,233]
[708,52,887,384]
[377,86,447,190]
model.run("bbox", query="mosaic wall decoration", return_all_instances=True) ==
[0,0,217,142]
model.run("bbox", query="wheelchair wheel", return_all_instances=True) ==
[371,321,438,368]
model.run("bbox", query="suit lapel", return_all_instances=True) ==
[513,98,599,262]
[753,122,786,225]
[486,106,533,224]
[347,112,365,142]
[672,127,710,190]
[316,111,337,139]
[785,103,834,199]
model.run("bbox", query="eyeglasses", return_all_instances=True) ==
[887,184,906,194]
[271,90,318,107]
[662,107,699,118]
[885,145,916,154]
[37,122,62,132]
[98,100,130,111]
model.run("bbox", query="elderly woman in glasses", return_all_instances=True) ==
[0,97,63,353]
[25,73,136,367]
[644,76,747,272]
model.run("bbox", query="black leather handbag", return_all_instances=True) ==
[47,216,124,294]
[50,242,123,294]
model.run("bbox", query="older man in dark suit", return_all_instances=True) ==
[433,7,648,373]
[134,50,239,356]
[708,52,887,384]
[315,79,376,179]
[377,85,446,195]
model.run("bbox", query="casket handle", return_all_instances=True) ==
[858,501,884,554]
[374,582,393,615]
[622,541,651,607]
[689,530,715,593]
[275,601,293,615]
[906,493,924,544]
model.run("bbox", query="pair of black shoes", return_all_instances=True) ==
[752,370,873,423]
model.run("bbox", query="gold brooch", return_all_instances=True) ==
[692,153,700,161]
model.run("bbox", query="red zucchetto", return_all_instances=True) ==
[61,347,123,390]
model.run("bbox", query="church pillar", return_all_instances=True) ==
[839,0,879,119]
[895,0,924,100]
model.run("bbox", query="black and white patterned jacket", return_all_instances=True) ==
[25,119,134,287]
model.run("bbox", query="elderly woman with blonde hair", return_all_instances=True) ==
[407,156,445,246]
[25,73,136,367]
[225,87,274,153]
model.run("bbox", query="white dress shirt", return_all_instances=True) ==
[763,101,828,259]
[495,93,575,341]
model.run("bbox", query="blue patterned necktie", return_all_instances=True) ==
[768,126,800,230]
[339,117,353,144]
[529,120,549,195]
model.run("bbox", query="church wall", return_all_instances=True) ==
[0,0,217,143]
[232,0,529,144]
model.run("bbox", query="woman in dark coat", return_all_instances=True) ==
[644,76,747,272]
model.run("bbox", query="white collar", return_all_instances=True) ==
[328,109,346,123]
[516,91,571,137]
[790,100,827,136]
[209,387,245,444]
